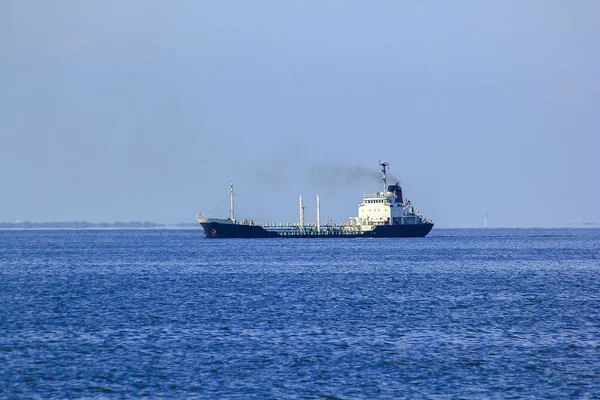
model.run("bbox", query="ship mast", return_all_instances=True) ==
[229,182,235,221]
[316,195,321,232]
[299,195,305,230]
[379,160,389,193]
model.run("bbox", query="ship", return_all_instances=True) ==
[196,161,434,238]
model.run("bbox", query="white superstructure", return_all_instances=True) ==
[348,160,430,231]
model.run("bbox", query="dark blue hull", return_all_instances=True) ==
[200,222,279,238]
[200,222,433,238]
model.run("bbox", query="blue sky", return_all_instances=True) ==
[1,1,599,227]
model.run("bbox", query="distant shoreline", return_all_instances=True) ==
[0,222,200,229]
[0,223,596,230]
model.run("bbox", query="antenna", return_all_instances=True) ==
[379,160,389,192]
[229,182,235,221]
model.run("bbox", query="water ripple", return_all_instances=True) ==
[0,228,599,398]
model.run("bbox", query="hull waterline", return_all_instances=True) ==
[200,222,433,238]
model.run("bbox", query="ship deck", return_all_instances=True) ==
[242,221,367,236]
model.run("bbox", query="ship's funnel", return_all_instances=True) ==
[388,183,403,204]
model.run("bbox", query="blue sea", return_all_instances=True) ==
[1,228,599,399]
